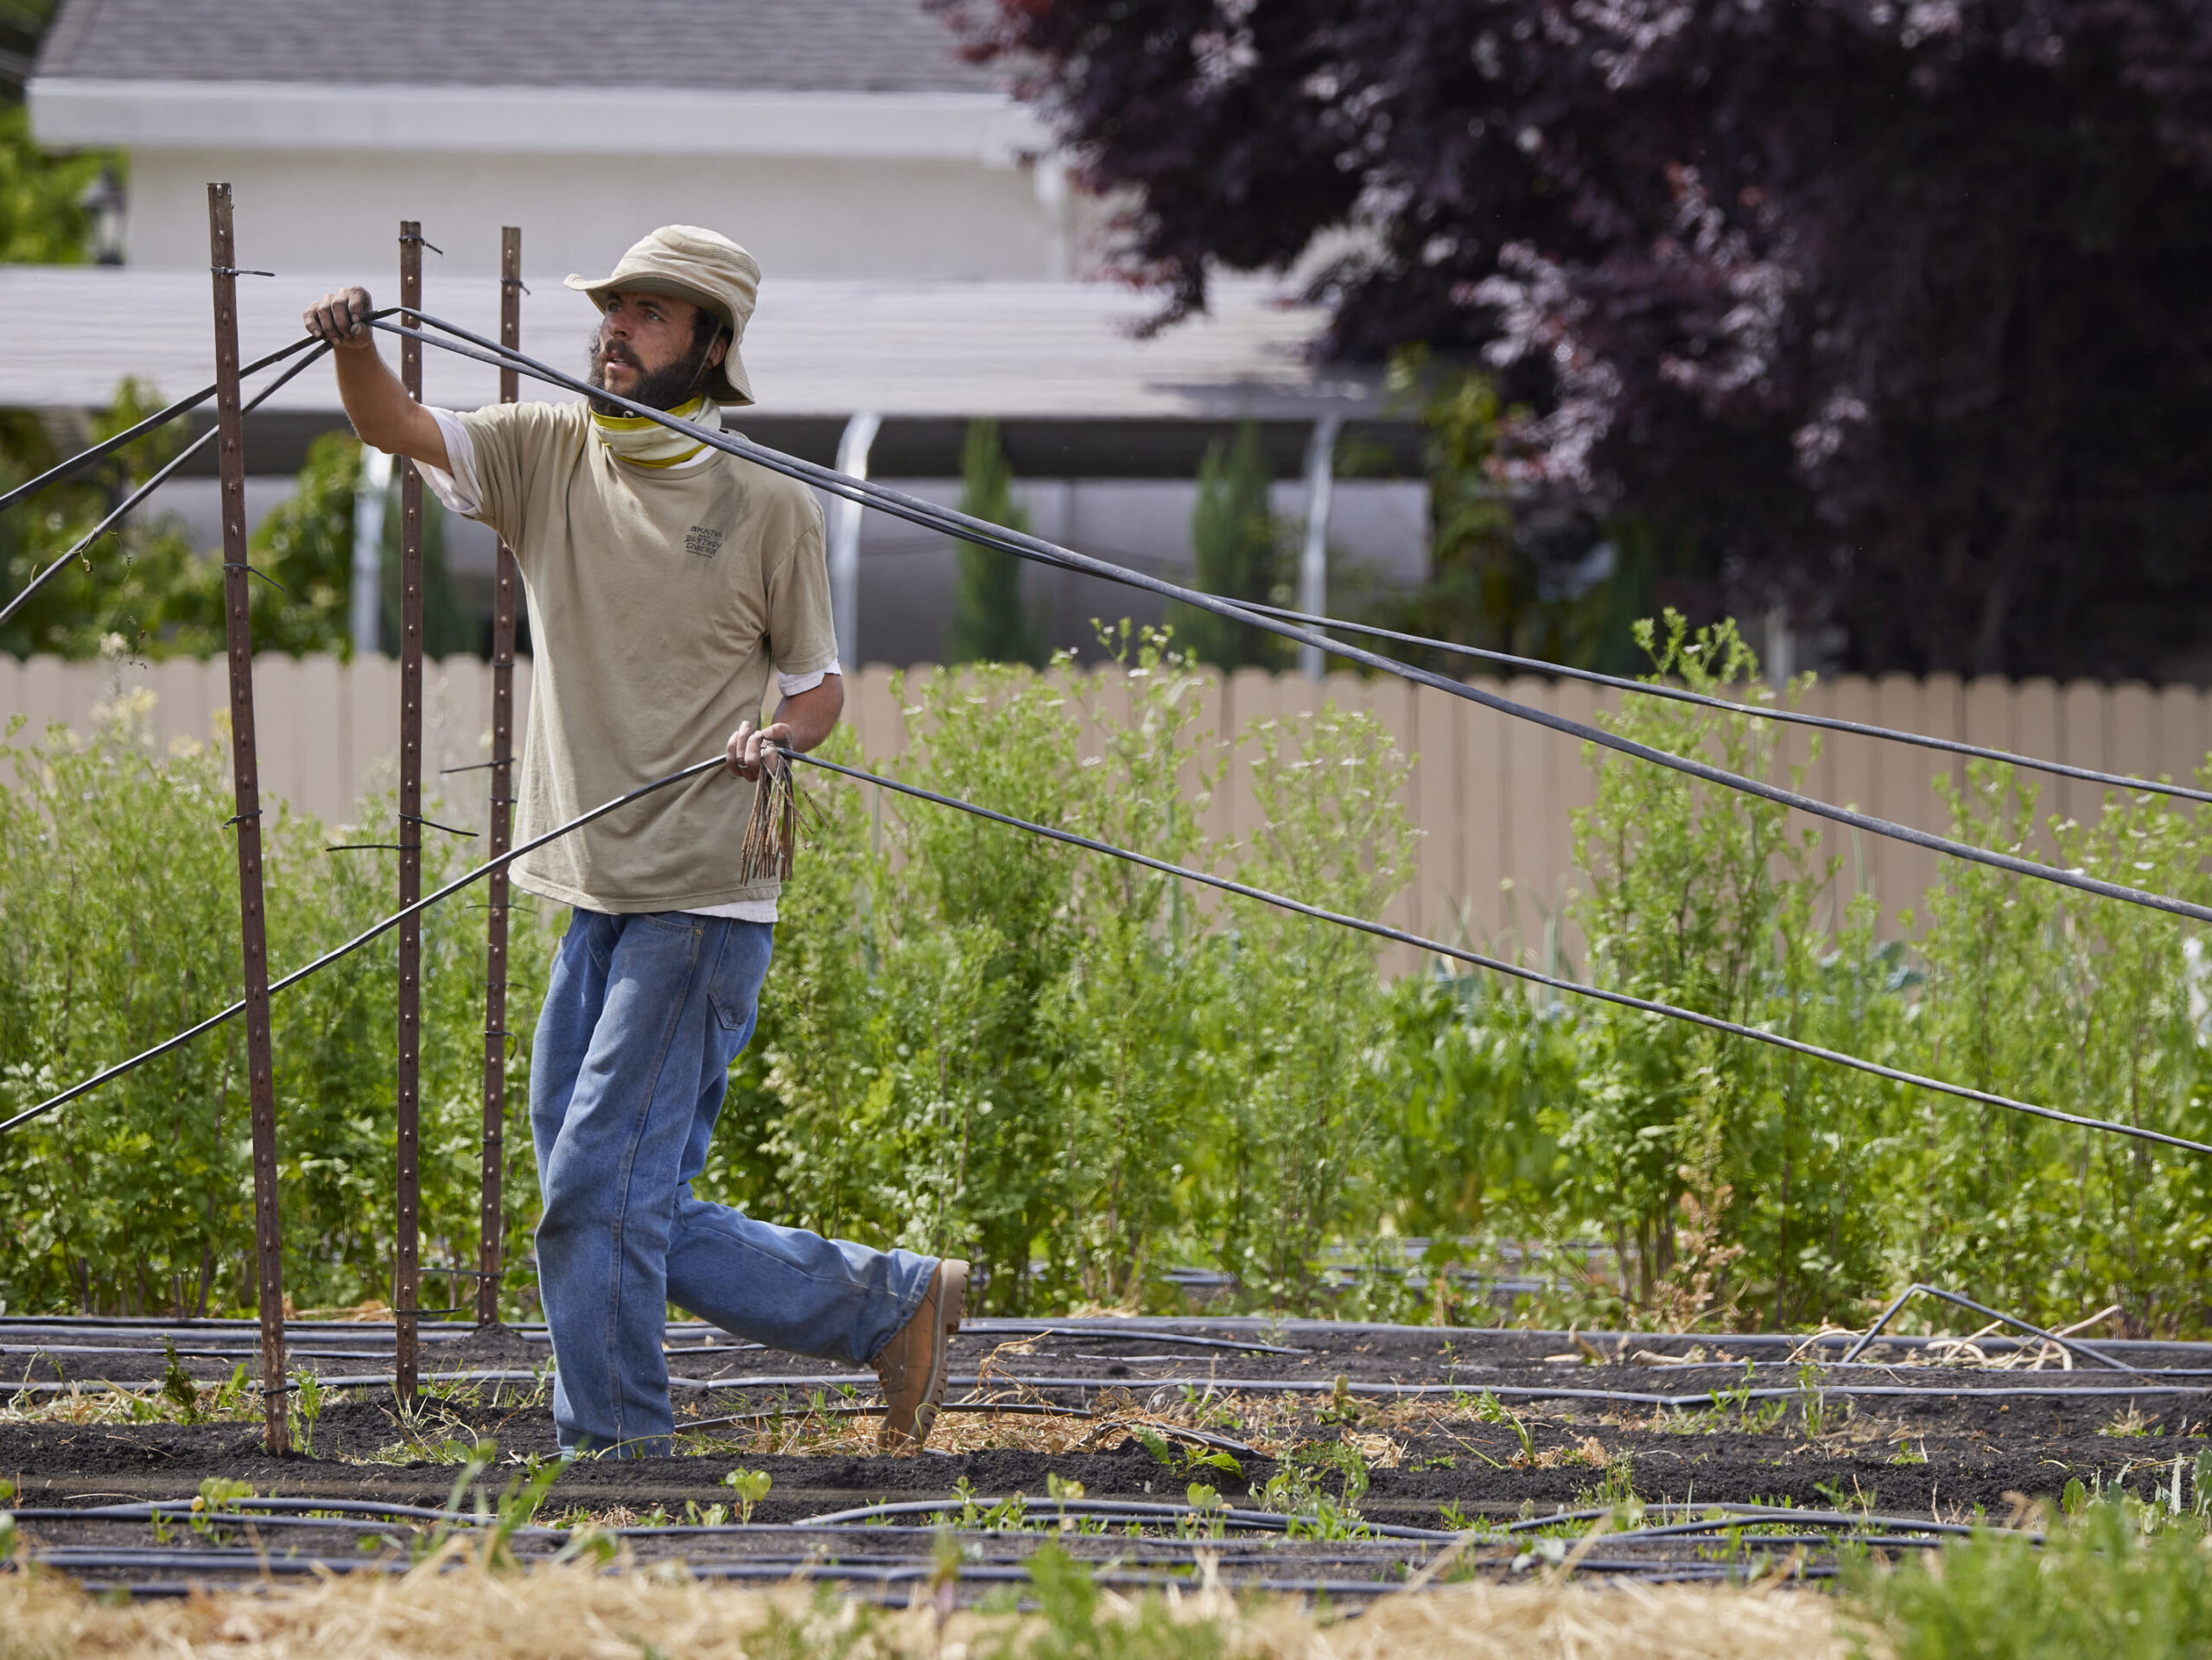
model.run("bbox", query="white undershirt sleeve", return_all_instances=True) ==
[416,410,483,518]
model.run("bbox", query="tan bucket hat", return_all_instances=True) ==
[565,225,760,406]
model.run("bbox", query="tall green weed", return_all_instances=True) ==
[0,689,551,1315]
[1846,1497,2212,1659]
[8,614,2212,1333]
[718,629,1413,1313]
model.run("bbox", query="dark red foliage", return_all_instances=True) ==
[940,0,2212,679]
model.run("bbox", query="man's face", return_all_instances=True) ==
[587,288,723,412]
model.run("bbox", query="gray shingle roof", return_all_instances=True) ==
[36,0,1001,93]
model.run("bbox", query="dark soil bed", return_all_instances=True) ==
[5,1314,2204,1596]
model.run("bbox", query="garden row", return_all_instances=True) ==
[3,619,2209,1334]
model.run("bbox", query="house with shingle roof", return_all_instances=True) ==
[16,0,1427,662]
[30,0,1076,279]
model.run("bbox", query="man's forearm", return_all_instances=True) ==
[303,285,449,471]
[773,675,845,753]
[335,342,449,471]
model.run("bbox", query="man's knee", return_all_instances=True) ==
[537,1162,619,1247]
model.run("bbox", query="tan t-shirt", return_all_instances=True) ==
[452,400,835,913]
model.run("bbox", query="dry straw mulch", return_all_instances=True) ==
[0,1559,1875,1660]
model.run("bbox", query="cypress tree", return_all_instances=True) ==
[946,419,1045,666]
[1173,422,1286,671]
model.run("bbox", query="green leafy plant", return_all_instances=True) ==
[10,604,2212,1339]
[1798,1360,1834,1439]
[1846,1497,2212,1659]
[188,1476,252,1541]
[980,1544,1225,1660]
[721,1466,772,1523]
[158,1335,199,1422]
[0,696,556,1319]
[287,1368,323,1455]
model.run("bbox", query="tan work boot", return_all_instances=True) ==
[873,1259,968,1453]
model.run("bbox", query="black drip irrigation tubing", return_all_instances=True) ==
[1841,1283,2133,1370]
[380,310,2212,933]
[5,336,2207,1158]
[781,747,2212,1159]
[963,1322,1310,1356]
[18,741,2198,1164]
[0,1496,1974,1601]
[0,1314,1298,1358]
[673,1400,1255,1455]
[0,1341,740,1363]
[1458,1362,2212,1379]
[1243,600,2212,808]
[0,328,337,524]
[5,1312,2207,1361]
[16,1341,2212,1378]
[0,1327,488,1337]
[4,1552,1782,1596]
[0,755,726,1135]
[15,1366,2212,1408]
[11,1495,1975,1545]
[0,340,337,630]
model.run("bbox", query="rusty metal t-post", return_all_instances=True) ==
[477,225,522,1328]
[207,183,289,1454]
[394,219,426,1403]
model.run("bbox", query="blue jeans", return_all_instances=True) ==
[530,908,938,1455]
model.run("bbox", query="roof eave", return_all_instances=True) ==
[28,78,1052,162]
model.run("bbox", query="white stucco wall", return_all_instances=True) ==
[121,148,1068,279]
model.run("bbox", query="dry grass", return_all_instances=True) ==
[0,1555,1872,1660]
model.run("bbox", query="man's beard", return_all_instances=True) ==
[587,333,713,415]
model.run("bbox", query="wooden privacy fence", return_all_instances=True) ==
[7,653,2210,976]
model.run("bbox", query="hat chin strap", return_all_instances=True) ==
[684,324,732,404]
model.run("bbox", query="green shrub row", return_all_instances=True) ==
[4,619,2211,1333]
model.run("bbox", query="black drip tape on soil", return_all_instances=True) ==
[4,1312,2191,1600]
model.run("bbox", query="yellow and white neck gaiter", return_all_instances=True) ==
[589,395,721,468]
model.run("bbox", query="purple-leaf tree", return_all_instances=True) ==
[940,0,2212,678]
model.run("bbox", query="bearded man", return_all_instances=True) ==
[304,226,966,1458]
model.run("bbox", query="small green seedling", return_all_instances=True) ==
[1183,1482,1229,1540]
[160,1337,200,1423]
[1797,1362,1833,1439]
[189,1476,253,1541]
[1132,1426,1175,1466]
[1183,1447,1243,1480]
[214,1364,250,1414]
[1509,1412,1538,1462]
[1319,1373,1363,1424]
[721,1466,772,1523]
[289,1369,325,1456]
[480,1453,563,1569]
